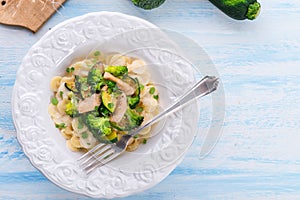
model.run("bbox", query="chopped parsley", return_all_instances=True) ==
[149,87,155,95]
[139,84,145,91]
[94,51,100,56]
[136,107,143,113]
[142,138,147,144]
[82,132,88,139]
[92,58,98,64]
[55,123,66,129]
[78,117,85,129]
[153,94,159,100]
[59,91,63,98]
[51,97,58,105]
[78,121,84,129]
[66,67,75,73]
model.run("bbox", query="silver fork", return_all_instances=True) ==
[78,76,219,174]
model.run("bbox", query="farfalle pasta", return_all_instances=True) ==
[48,51,159,152]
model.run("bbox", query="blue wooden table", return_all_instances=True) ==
[1,0,300,199]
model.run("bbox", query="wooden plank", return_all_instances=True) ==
[0,0,66,32]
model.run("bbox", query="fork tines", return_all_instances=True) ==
[78,143,116,174]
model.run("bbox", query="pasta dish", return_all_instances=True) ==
[48,51,159,152]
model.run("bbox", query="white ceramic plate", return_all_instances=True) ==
[12,12,200,198]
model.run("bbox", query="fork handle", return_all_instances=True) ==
[130,76,219,136]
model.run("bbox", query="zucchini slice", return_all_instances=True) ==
[105,130,118,143]
[101,91,117,113]
[93,131,118,143]
[65,82,78,93]
[75,75,91,99]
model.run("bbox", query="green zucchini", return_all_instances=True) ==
[209,0,261,20]
[93,134,115,144]
[65,82,78,93]
[92,131,118,143]
[75,75,91,99]
[132,0,166,10]
[101,91,117,113]
[105,130,118,143]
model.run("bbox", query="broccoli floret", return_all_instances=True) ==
[75,75,92,99]
[111,108,144,131]
[105,80,117,88]
[65,93,78,117]
[88,66,103,85]
[85,113,112,137]
[128,96,140,109]
[126,109,144,128]
[104,80,117,93]
[65,102,77,117]
[127,78,140,109]
[105,66,128,77]
[89,106,101,117]
[88,66,105,92]
[75,75,88,90]
[132,0,166,10]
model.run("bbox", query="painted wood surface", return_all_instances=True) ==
[1,0,300,199]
